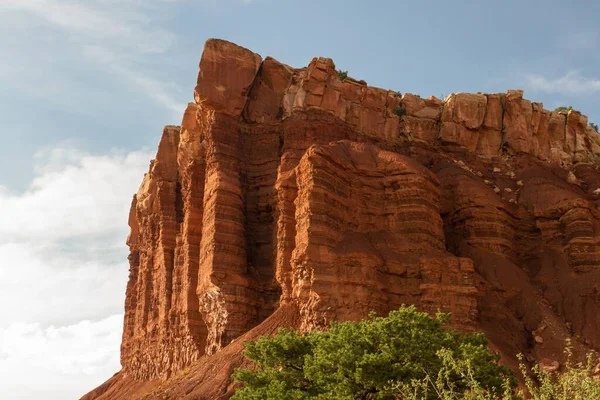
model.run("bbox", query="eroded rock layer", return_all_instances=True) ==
[277,141,477,331]
[86,39,600,399]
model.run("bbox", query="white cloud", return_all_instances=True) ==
[526,70,600,95]
[0,241,128,326]
[0,314,123,400]
[0,146,152,398]
[0,314,122,375]
[0,146,152,325]
[0,146,152,241]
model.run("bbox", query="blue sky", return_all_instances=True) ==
[2,0,600,190]
[0,1,598,399]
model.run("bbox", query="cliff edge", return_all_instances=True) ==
[83,39,600,400]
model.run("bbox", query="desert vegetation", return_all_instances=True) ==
[393,105,407,117]
[232,306,515,399]
[337,69,349,81]
[555,106,598,133]
[554,106,573,114]
[232,306,600,400]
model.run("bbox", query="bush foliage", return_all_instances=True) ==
[519,344,600,400]
[337,70,349,81]
[232,306,600,399]
[554,106,573,114]
[232,306,516,399]
[393,105,407,117]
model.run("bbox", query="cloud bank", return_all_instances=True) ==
[526,70,600,95]
[0,315,123,400]
[0,145,153,399]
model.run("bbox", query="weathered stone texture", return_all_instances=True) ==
[85,39,600,400]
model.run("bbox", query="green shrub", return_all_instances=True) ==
[394,105,407,117]
[231,307,600,399]
[337,70,348,81]
[231,306,516,400]
[392,349,516,399]
[554,105,573,114]
[590,122,599,132]
[519,343,600,400]
[391,343,600,400]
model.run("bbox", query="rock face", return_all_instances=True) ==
[84,39,600,399]
[278,141,477,332]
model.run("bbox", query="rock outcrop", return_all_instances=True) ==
[84,39,600,400]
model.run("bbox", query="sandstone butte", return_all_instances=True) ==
[83,39,600,400]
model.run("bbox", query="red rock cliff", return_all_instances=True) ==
[83,39,600,399]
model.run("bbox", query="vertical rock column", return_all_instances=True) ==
[242,56,296,321]
[193,39,264,354]
[170,103,208,369]
[121,125,182,379]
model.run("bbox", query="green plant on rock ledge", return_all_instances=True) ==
[554,105,573,114]
[337,69,348,81]
[554,106,599,133]
[394,104,407,117]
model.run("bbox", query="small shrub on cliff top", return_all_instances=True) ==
[554,105,573,114]
[554,106,598,133]
[231,305,516,399]
[337,69,349,81]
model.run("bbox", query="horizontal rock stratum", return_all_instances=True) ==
[83,39,600,399]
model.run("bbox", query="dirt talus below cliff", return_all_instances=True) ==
[83,38,600,400]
